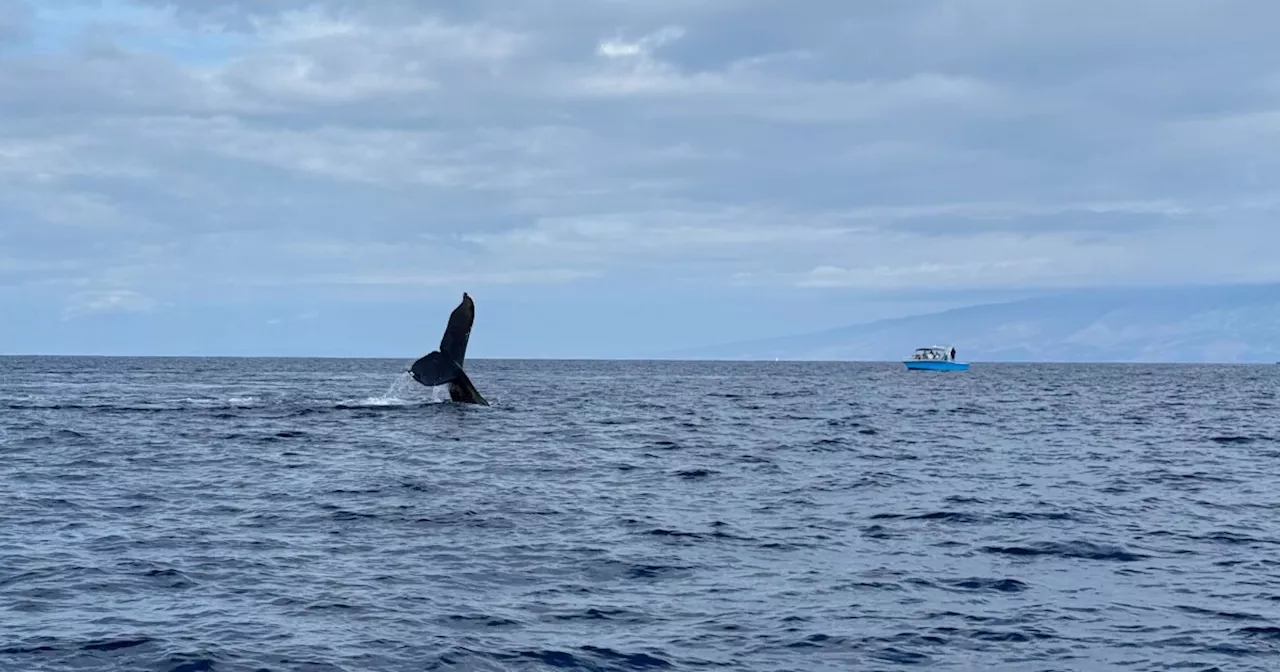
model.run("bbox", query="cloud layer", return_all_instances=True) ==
[2,0,1278,354]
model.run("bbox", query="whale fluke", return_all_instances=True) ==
[408,292,489,405]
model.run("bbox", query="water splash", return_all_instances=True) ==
[336,369,473,408]
[384,371,415,399]
[351,371,419,406]
[342,370,449,407]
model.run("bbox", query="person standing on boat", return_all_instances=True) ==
[950,347,956,361]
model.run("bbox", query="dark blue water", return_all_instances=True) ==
[2,357,1279,671]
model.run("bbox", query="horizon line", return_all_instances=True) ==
[0,354,1273,365]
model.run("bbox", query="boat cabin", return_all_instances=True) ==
[908,346,954,361]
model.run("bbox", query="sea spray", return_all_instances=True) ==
[383,370,415,400]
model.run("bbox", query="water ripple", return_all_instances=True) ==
[2,357,1279,670]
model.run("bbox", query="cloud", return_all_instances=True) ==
[1,0,1278,355]
[61,289,158,319]
[796,259,1054,289]
[596,25,685,59]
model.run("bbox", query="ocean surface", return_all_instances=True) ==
[2,356,1279,671]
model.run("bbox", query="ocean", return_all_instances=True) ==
[2,356,1278,671]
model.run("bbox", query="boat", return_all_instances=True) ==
[904,345,969,371]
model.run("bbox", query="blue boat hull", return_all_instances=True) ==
[904,360,969,371]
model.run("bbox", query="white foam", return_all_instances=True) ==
[338,393,444,407]
[357,396,411,406]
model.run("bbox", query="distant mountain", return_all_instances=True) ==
[666,284,1280,363]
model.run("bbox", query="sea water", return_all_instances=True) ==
[2,357,1278,671]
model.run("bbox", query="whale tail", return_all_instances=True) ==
[408,292,489,406]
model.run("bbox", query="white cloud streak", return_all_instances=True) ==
[61,289,158,319]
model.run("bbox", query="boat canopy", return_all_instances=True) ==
[909,345,953,360]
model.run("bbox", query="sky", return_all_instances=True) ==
[1,0,1278,358]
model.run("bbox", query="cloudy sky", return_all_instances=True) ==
[2,0,1277,357]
